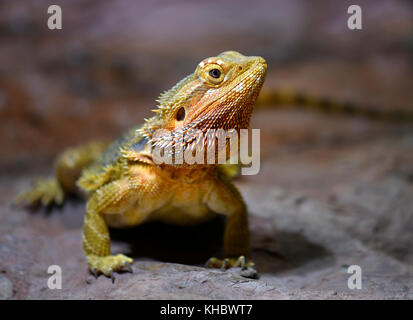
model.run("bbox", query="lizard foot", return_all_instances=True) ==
[15,178,64,207]
[87,254,133,282]
[205,256,258,279]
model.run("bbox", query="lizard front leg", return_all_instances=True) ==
[82,179,133,282]
[82,168,167,281]
[205,179,256,276]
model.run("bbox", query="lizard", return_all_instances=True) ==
[16,51,267,281]
[17,50,411,282]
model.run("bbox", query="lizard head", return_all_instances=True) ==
[140,51,267,164]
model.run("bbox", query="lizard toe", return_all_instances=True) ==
[87,254,134,280]
[15,178,64,207]
[205,256,258,279]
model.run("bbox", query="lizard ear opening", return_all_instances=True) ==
[176,107,186,121]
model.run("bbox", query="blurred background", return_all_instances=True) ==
[1,0,412,176]
[1,0,413,299]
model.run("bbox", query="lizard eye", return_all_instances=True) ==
[176,107,186,121]
[209,69,221,78]
[202,64,225,85]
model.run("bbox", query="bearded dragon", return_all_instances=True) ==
[17,51,267,281]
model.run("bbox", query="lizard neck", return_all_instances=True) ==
[159,164,217,184]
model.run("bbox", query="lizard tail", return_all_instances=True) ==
[256,89,413,123]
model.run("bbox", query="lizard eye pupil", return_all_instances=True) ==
[176,107,186,121]
[209,69,221,78]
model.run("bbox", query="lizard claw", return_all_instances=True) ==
[124,262,133,273]
[239,255,246,270]
[220,259,228,271]
[205,256,257,278]
[87,254,133,280]
[92,268,98,279]
[15,178,64,208]
[110,271,115,284]
[205,257,217,268]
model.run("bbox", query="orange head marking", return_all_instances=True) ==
[140,51,267,161]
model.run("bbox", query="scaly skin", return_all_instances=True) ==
[17,51,267,280]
